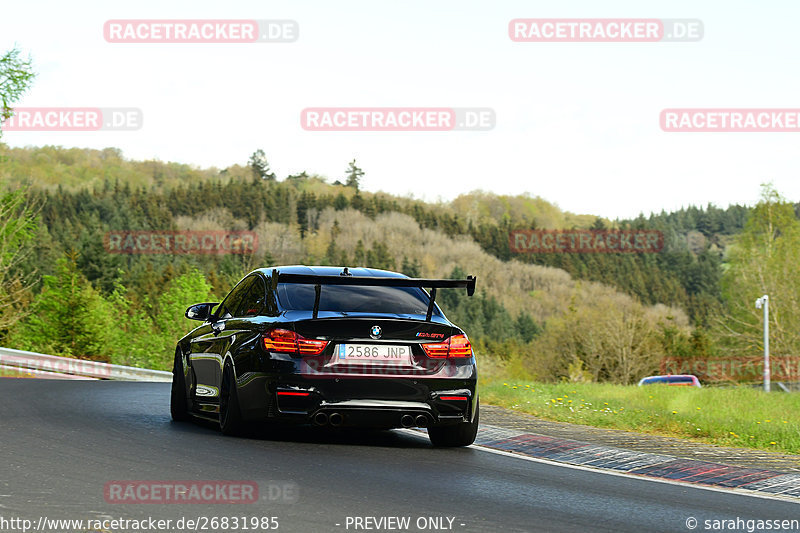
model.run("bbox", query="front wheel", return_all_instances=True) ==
[428,400,479,447]
[170,350,190,422]
[219,362,245,436]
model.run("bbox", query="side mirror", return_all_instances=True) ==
[185,302,219,321]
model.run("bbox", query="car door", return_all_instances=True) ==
[188,277,252,406]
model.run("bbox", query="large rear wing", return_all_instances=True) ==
[271,268,477,321]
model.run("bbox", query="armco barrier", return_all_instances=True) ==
[0,347,172,382]
[0,363,97,380]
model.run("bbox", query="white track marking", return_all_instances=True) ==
[396,429,800,504]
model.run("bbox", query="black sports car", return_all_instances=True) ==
[170,265,480,447]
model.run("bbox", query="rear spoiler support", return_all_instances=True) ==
[425,288,437,321]
[313,284,322,320]
[271,269,477,321]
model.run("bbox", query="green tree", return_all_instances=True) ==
[105,280,159,368]
[515,311,541,343]
[344,159,364,191]
[532,296,667,384]
[325,239,340,266]
[0,188,39,332]
[366,241,394,270]
[0,47,36,135]
[351,192,365,211]
[248,149,275,180]
[296,191,310,237]
[400,256,421,277]
[103,269,214,370]
[353,239,366,265]
[150,269,214,365]
[333,192,349,210]
[8,253,115,360]
[717,184,800,357]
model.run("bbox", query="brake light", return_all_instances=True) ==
[277,391,311,397]
[448,334,473,358]
[421,334,473,359]
[440,396,468,401]
[297,336,329,355]
[263,329,329,355]
[263,329,297,352]
[421,340,450,358]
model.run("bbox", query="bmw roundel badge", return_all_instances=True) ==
[370,325,382,339]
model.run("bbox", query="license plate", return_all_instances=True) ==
[336,344,411,364]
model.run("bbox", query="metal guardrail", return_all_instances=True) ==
[0,347,172,382]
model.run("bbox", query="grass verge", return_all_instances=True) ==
[480,377,800,455]
[0,368,38,378]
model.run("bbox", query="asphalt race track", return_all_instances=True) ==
[1,380,797,533]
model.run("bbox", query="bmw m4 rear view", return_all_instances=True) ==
[171,266,480,447]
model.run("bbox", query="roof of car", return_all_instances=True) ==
[254,265,408,279]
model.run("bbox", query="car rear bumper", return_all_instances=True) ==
[310,400,440,428]
[279,393,475,428]
[234,369,477,429]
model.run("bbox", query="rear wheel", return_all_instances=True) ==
[428,400,479,447]
[219,362,245,435]
[170,350,190,422]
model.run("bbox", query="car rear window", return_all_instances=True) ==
[667,377,693,384]
[276,283,436,316]
[643,376,694,385]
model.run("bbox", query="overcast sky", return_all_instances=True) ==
[2,1,799,219]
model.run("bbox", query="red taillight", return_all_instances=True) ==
[263,329,298,352]
[421,334,473,359]
[297,337,329,355]
[263,329,329,355]
[448,334,473,358]
[421,340,450,358]
[439,396,468,401]
[276,391,311,397]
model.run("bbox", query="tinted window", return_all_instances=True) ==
[218,277,253,319]
[236,276,267,317]
[277,283,436,316]
[642,376,693,385]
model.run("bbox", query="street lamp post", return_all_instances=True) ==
[755,295,770,392]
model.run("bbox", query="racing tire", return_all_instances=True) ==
[219,362,245,436]
[428,400,479,447]
[170,349,190,422]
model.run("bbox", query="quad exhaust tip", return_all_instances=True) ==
[317,412,426,428]
[313,412,328,426]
